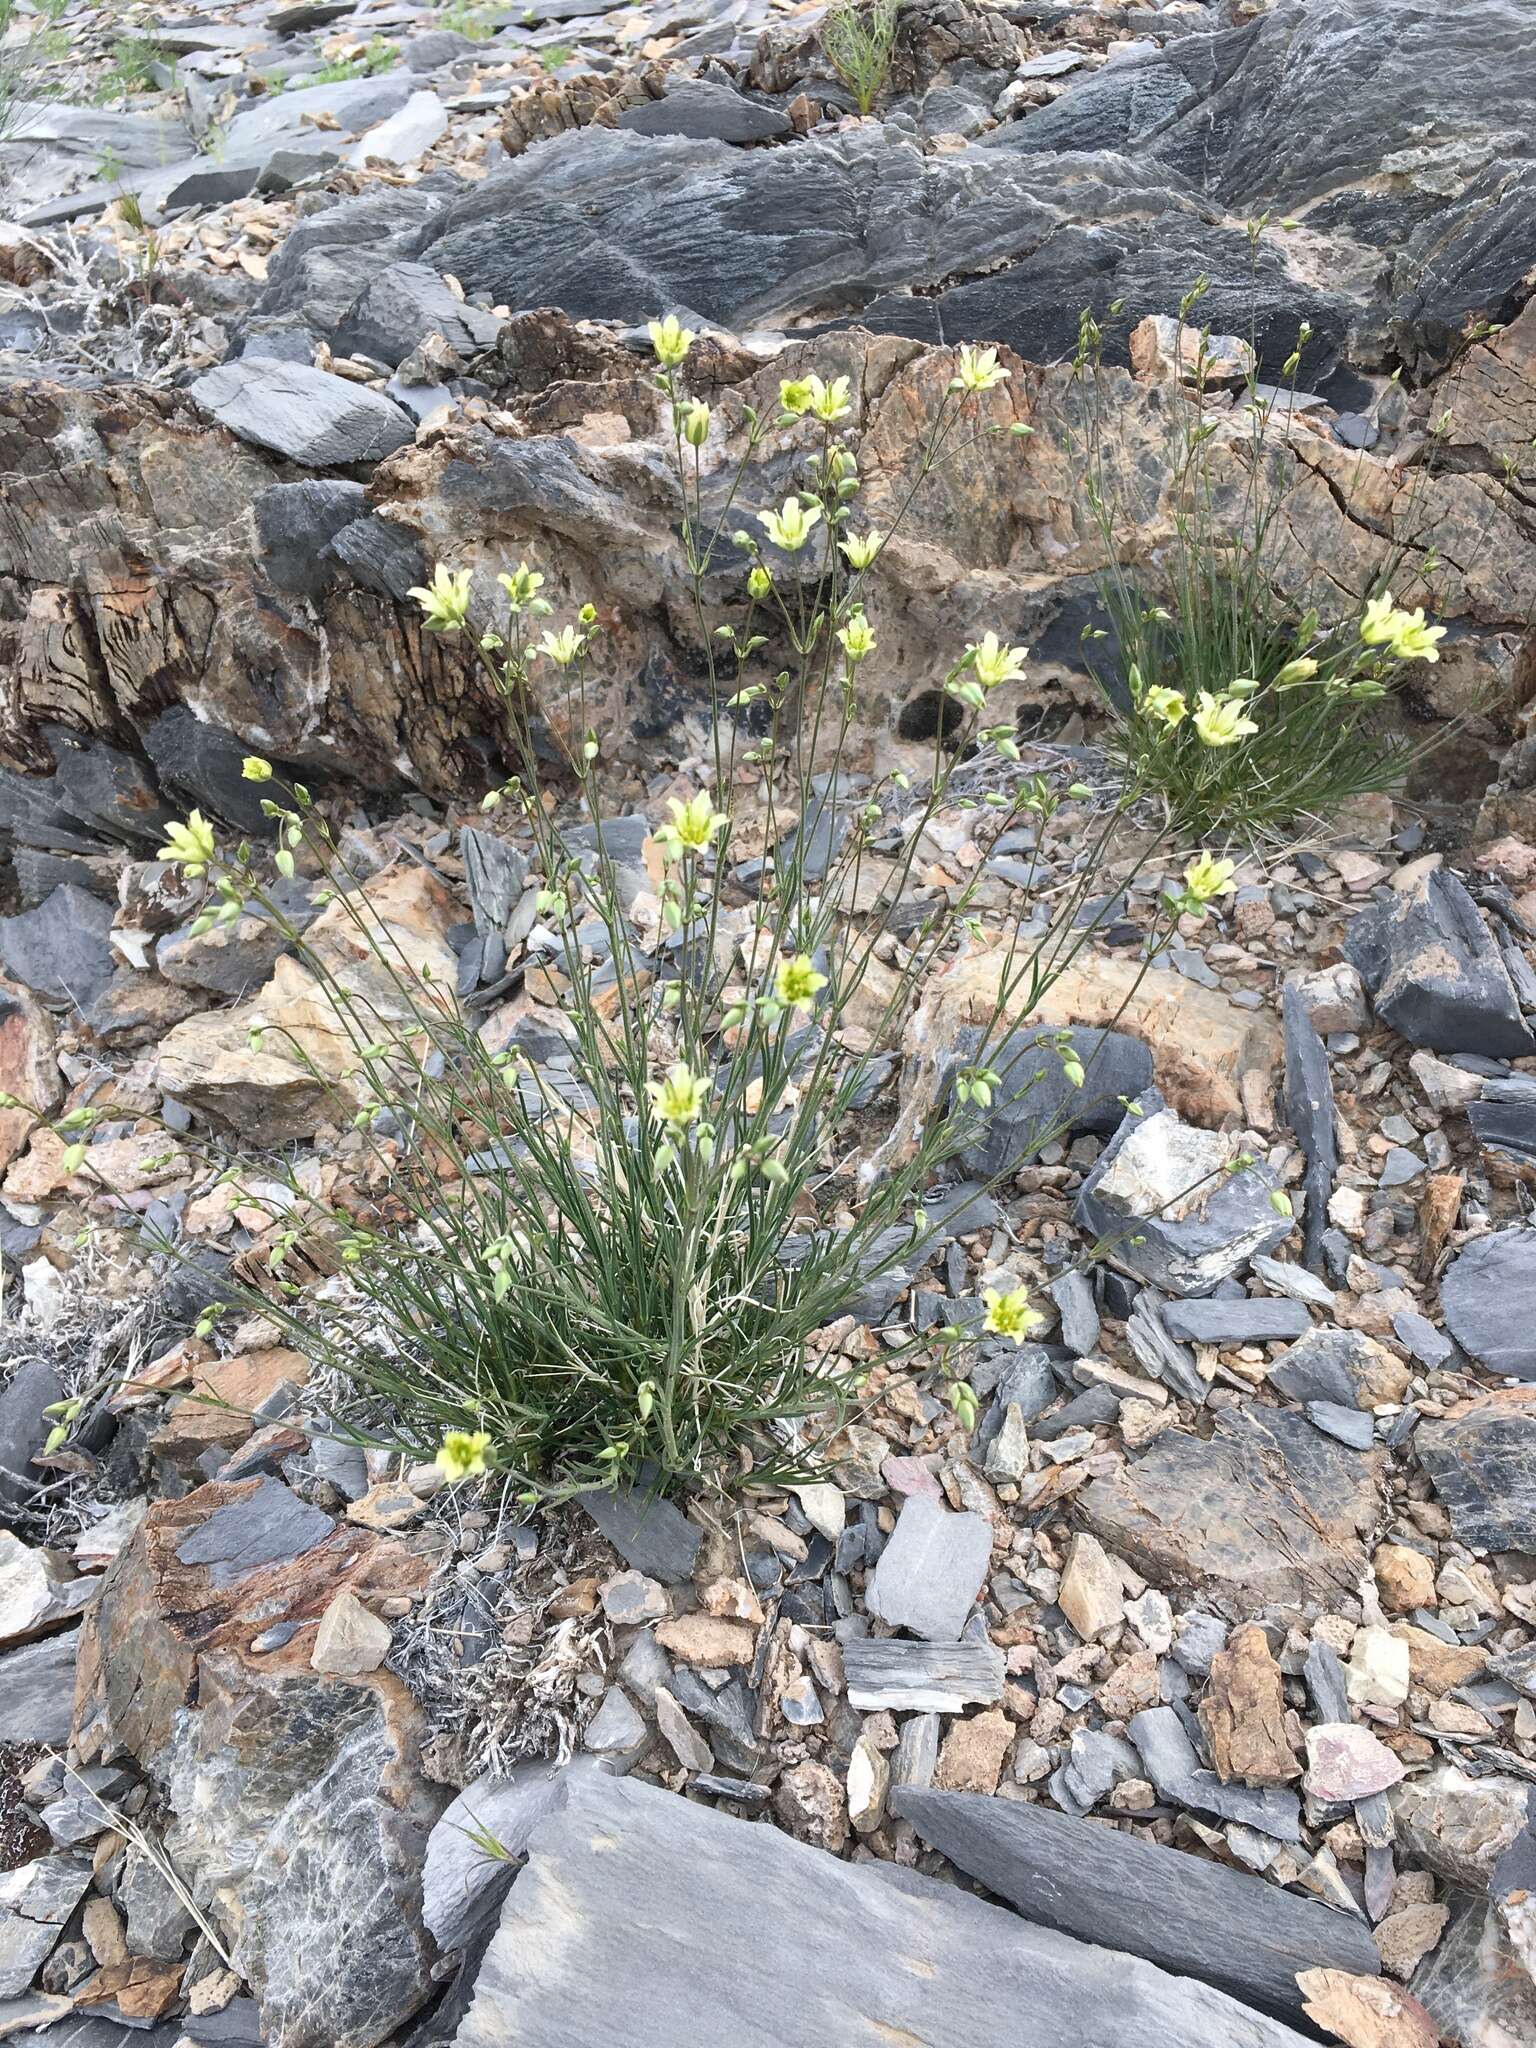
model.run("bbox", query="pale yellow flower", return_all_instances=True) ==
[648,314,695,368]
[778,377,816,416]
[1142,685,1187,726]
[496,562,545,613]
[774,954,828,1013]
[837,608,876,663]
[808,374,852,422]
[536,625,586,667]
[658,791,727,862]
[682,399,711,446]
[1272,656,1319,687]
[649,1062,711,1130]
[956,344,1010,393]
[757,497,823,552]
[158,811,217,877]
[967,631,1028,692]
[1184,852,1237,903]
[840,529,883,570]
[1388,609,1445,662]
[1359,593,1398,646]
[436,1429,492,1481]
[1192,691,1259,746]
[982,1285,1043,1344]
[408,565,473,632]
[241,756,273,783]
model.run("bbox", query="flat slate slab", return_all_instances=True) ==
[1440,1226,1536,1380]
[1078,1405,1382,1618]
[189,359,414,467]
[893,1786,1379,2018]
[453,1771,1316,2048]
[1416,1387,1536,1551]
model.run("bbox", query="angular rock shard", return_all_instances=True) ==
[892,1785,1378,2017]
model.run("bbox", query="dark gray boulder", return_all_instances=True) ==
[253,185,451,337]
[254,479,370,595]
[1441,1226,1536,1381]
[0,886,115,1010]
[332,260,504,368]
[0,1631,79,1746]
[892,1785,1378,2018]
[415,125,1349,377]
[617,80,792,143]
[1343,867,1535,1058]
[0,1357,65,1514]
[947,1024,1153,1178]
[454,1770,1317,2047]
[1416,1388,1536,1550]
[189,359,415,467]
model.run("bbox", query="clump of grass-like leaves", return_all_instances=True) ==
[819,0,901,115]
[35,324,1249,1509]
[1074,275,1451,840]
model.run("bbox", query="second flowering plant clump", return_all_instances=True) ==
[127,326,1242,1506]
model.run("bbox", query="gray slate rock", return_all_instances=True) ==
[1416,1392,1536,1551]
[578,1484,701,1584]
[1282,983,1336,1272]
[843,1636,1005,1712]
[893,1786,1377,2017]
[1050,1269,1100,1356]
[1441,1226,1536,1380]
[865,1495,992,1642]
[189,359,414,467]
[618,80,792,143]
[255,478,369,594]
[0,1358,64,1514]
[0,886,115,1010]
[333,260,503,368]
[0,1631,78,1746]
[1343,866,1535,1058]
[948,1025,1153,1179]
[1161,1298,1311,1345]
[1267,1326,1396,1410]
[423,1759,603,1954]
[254,186,449,337]
[174,1476,334,1587]
[453,1770,1316,2048]
[1075,1090,1293,1296]
[1079,1404,1381,1617]
[417,123,1347,377]
[0,1855,92,1999]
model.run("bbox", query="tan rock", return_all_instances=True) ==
[1199,1623,1301,1785]
[1374,1903,1450,1981]
[1129,313,1255,389]
[934,1707,1013,1794]
[1297,1969,1439,2048]
[773,1758,849,1853]
[82,1895,129,1968]
[1,1126,73,1201]
[1058,1532,1126,1642]
[0,978,60,1171]
[847,1734,890,1834]
[345,1481,425,1532]
[1374,1543,1436,1615]
[654,1612,757,1667]
[311,1587,392,1675]
[1392,1623,1487,1696]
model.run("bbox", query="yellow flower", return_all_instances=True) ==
[1359,592,1398,646]
[496,562,545,613]
[536,625,586,667]
[758,497,823,552]
[659,791,727,861]
[241,756,273,783]
[408,565,473,632]
[779,377,816,416]
[1142,685,1187,726]
[436,1429,492,1481]
[840,529,883,570]
[966,631,1028,692]
[808,373,852,422]
[955,343,1010,393]
[1388,608,1445,662]
[982,1285,1043,1345]
[837,608,876,663]
[1192,691,1259,746]
[158,811,217,877]
[746,565,773,600]
[1272,656,1319,687]
[1184,852,1237,903]
[649,1061,711,1131]
[682,399,711,447]
[648,314,695,368]
[774,953,828,1013]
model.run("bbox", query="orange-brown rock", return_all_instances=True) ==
[1198,1623,1302,1785]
